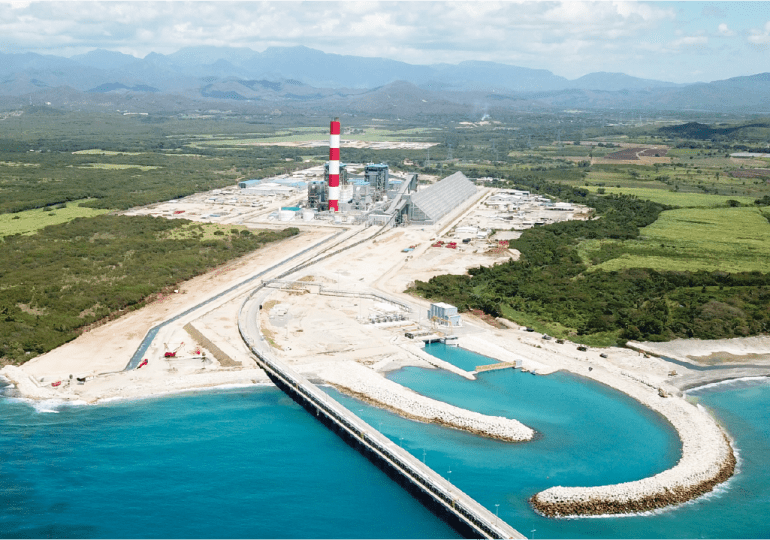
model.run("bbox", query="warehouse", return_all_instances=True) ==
[407,172,477,224]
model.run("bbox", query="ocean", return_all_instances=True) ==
[1,343,768,539]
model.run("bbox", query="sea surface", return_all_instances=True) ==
[0,381,456,539]
[1,343,768,539]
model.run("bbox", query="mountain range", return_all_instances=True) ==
[0,45,768,114]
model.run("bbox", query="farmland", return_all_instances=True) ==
[581,186,755,207]
[581,207,770,274]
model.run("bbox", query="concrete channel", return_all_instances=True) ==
[238,292,524,539]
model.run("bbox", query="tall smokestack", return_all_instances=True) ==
[328,117,340,212]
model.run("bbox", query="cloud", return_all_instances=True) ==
[748,21,770,45]
[718,23,733,37]
[670,35,708,48]
[0,1,676,57]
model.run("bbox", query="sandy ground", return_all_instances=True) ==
[1,228,332,398]
[630,336,770,365]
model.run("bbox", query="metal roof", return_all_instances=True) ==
[409,172,477,222]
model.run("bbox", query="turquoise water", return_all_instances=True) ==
[423,342,491,371]
[2,344,768,539]
[0,382,456,539]
[331,345,769,538]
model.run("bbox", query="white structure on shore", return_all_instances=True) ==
[428,302,462,327]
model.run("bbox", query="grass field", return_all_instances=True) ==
[0,202,110,237]
[71,149,145,156]
[163,223,257,241]
[79,163,161,171]
[583,186,756,207]
[582,206,770,273]
[191,127,439,146]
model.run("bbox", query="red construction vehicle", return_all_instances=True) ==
[163,342,184,358]
[446,242,458,249]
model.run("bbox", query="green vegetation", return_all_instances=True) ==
[581,186,755,207]
[586,207,770,274]
[411,177,770,346]
[3,108,770,359]
[0,201,109,237]
[0,216,298,364]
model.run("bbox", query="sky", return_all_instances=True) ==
[0,1,769,84]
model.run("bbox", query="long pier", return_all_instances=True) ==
[239,294,524,539]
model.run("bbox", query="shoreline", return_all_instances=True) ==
[0,377,276,410]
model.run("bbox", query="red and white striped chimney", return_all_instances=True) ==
[328,118,340,212]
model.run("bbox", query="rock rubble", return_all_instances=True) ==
[309,361,534,442]
[531,400,736,517]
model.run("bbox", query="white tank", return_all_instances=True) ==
[302,210,315,221]
[278,210,295,221]
[333,214,343,224]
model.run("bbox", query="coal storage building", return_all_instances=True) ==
[407,171,477,224]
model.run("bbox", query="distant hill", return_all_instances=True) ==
[569,72,683,91]
[0,46,768,114]
[658,121,770,140]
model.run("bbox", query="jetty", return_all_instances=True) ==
[239,295,524,539]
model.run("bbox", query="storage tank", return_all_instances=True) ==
[278,210,295,221]
[302,210,315,221]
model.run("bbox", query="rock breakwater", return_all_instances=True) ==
[309,361,534,442]
[531,422,736,517]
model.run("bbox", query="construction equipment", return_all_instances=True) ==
[164,342,184,358]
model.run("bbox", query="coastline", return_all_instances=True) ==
[2,215,763,522]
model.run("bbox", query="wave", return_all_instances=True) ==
[1,381,274,410]
[87,381,275,405]
[686,376,770,396]
[4,396,89,413]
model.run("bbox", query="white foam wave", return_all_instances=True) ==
[4,397,88,413]
[687,376,770,395]
[92,381,274,405]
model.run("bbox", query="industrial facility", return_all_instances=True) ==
[280,117,479,226]
[127,117,585,236]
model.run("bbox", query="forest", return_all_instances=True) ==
[411,176,770,346]
[0,216,298,363]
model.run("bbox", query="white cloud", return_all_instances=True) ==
[748,20,770,45]
[670,35,708,48]
[0,1,760,83]
[0,1,677,59]
[3,1,32,8]
[718,23,733,37]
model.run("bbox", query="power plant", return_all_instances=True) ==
[300,118,478,227]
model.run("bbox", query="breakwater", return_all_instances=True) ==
[238,305,523,538]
